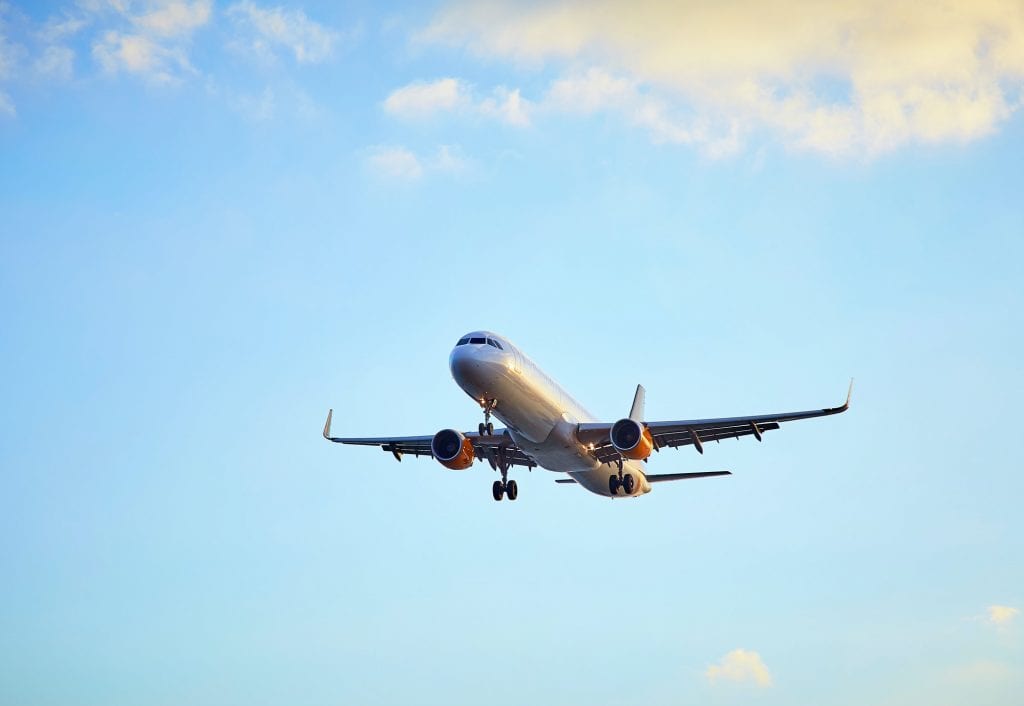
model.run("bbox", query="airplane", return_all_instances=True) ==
[323,330,851,501]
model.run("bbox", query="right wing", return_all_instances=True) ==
[577,381,852,463]
[322,410,537,470]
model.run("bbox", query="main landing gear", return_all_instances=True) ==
[609,472,636,496]
[478,398,497,437]
[493,478,518,501]
[491,442,517,501]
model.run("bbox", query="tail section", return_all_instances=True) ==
[629,384,645,422]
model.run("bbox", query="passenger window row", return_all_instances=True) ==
[455,337,503,349]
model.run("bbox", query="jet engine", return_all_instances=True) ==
[609,418,654,460]
[431,429,475,470]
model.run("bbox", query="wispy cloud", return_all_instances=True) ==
[366,145,424,180]
[36,14,88,44]
[420,0,1024,158]
[34,44,74,80]
[706,648,773,687]
[384,77,464,117]
[135,0,212,37]
[364,144,472,180]
[384,77,531,126]
[89,0,212,84]
[93,30,193,83]
[546,67,742,157]
[227,1,337,65]
[986,605,1020,628]
[0,7,18,116]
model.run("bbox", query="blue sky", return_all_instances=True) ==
[1,1,1022,704]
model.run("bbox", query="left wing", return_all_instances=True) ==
[577,381,852,464]
[322,410,536,469]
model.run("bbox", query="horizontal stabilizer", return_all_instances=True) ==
[556,471,731,485]
[646,471,731,482]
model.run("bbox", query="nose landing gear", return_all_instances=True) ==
[477,398,497,436]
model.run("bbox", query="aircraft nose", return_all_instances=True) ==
[450,345,505,395]
[450,347,485,388]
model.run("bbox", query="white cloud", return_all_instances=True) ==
[706,648,773,687]
[88,1,212,83]
[366,145,424,180]
[134,0,211,38]
[384,77,532,126]
[545,68,635,114]
[544,68,740,156]
[478,86,530,126]
[421,0,1024,158]
[0,89,13,117]
[384,77,466,117]
[227,1,337,64]
[986,605,1020,627]
[93,29,192,83]
[365,144,473,180]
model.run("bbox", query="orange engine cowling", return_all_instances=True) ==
[610,418,654,460]
[431,429,475,470]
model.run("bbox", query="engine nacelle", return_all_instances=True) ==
[610,418,654,460]
[431,429,475,470]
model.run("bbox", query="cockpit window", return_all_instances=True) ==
[487,338,503,349]
[469,337,486,344]
[456,337,470,345]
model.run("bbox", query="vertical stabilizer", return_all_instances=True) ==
[629,384,646,422]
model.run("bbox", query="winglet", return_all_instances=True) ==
[629,384,646,422]
[821,379,854,416]
[323,409,334,440]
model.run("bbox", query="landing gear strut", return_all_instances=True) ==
[478,399,497,436]
[491,445,517,501]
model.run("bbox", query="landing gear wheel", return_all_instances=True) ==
[506,479,518,501]
[622,473,636,495]
[492,480,505,501]
[479,422,487,436]
[486,422,494,436]
[609,475,621,495]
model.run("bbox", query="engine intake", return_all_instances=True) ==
[431,429,475,470]
[610,418,654,460]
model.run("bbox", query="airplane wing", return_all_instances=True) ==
[322,410,537,469]
[576,381,852,464]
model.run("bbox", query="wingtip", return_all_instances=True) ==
[845,378,854,408]
[323,408,333,440]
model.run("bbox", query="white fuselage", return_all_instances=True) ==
[449,331,651,497]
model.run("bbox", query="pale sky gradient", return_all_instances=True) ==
[1,2,1022,705]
